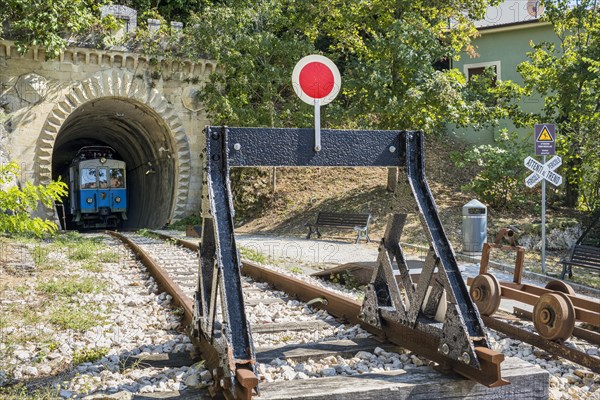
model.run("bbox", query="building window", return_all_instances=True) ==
[463,61,501,81]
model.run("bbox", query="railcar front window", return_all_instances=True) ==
[81,168,97,189]
[98,168,108,188]
[110,168,125,188]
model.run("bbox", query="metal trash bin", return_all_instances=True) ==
[462,199,487,255]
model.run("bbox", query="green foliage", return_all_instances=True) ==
[72,346,109,365]
[37,276,103,296]
[0,162,68,237]
[0,0,105,57]
[288,266,303,274]
[68,241,103,261]
[49,304,104,331]
[186,0,500,132]
[451,132,533,209]
[329,271,362,290]
[166,214,202,230]
[185,1,315,127]
[514,0,600,210]
[240,246,267,264]
[82,261,103,273]
[182,0,504,217]
[114,0,208,25]
[0,383,60,400]
[97,250,120,263]
[137,228,159,238]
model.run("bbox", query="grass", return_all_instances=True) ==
[240,246,267,264]
[30,245,49,266]
[329,271,363,290]
[137,228,158,239]
[81,261,103,273]
[166,214,201,230]
[68,243,103,261]
[288,266,303,274]
[37,276,104,297]
[49,305,104,331]
[0,384,60,400]
[97,250,120,263]
[71,347,109,365]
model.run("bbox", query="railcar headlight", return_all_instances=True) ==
[115,196,121,203]
[86,197,93,204]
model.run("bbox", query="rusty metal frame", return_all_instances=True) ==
[358,133,503,380]
[482,313,600,373]
[195,126,507,397]
[473,232,600,328]
[242,260,507,387]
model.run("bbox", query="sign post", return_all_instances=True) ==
[292,55,341,152]
[527,124,558,274]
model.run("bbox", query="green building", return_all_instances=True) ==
[448,2,560,144]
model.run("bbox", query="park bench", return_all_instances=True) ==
[560,210,600,279]
[560,244,600,279]
[306,212,371,244]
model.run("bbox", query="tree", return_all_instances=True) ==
[184,1,317,127]
[0,0,104,57]
[185,0,503,191]
[188,0,500,130]
[114,0,210,25]
[516,0,600,210]
[0,162,68,236]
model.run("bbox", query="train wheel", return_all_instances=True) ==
[545,280,575,296]
[533,292,576,341]
[469,273,501,316]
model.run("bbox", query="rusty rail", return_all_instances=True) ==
[240,260,507,387]
[151,231,507,387]
[108,231,194,325]
[481,313,600,373]
[512,307,600,346]
[109,231,256,399]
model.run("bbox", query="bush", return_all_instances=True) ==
[451,132,532,209]
[0,162,67,236]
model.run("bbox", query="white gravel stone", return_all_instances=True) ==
[22,366,38,376]
[320,367,337,377]
[14,350,31,361]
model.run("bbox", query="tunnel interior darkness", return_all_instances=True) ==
[51,97,176,229]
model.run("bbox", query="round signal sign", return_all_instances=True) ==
[292,55,341,105]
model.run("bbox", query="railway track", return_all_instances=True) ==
[103,230,600,399]
[108,231,454,397]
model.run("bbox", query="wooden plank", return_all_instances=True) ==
[245,297,287,306]
[256,357,548,400]
[251,319,337,334]
[255,338,398,364]
[132,387,210,399]
[122,352,199,369]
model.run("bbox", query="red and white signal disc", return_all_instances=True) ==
[292,55,341,105]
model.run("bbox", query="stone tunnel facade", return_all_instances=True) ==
[0,40,214,228]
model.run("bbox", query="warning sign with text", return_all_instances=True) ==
[535,124,556,156]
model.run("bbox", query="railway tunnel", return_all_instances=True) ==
[51,97,176,229]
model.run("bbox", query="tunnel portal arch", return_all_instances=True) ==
[34,69,191,228]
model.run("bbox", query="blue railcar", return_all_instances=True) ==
[69,146,127,228]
